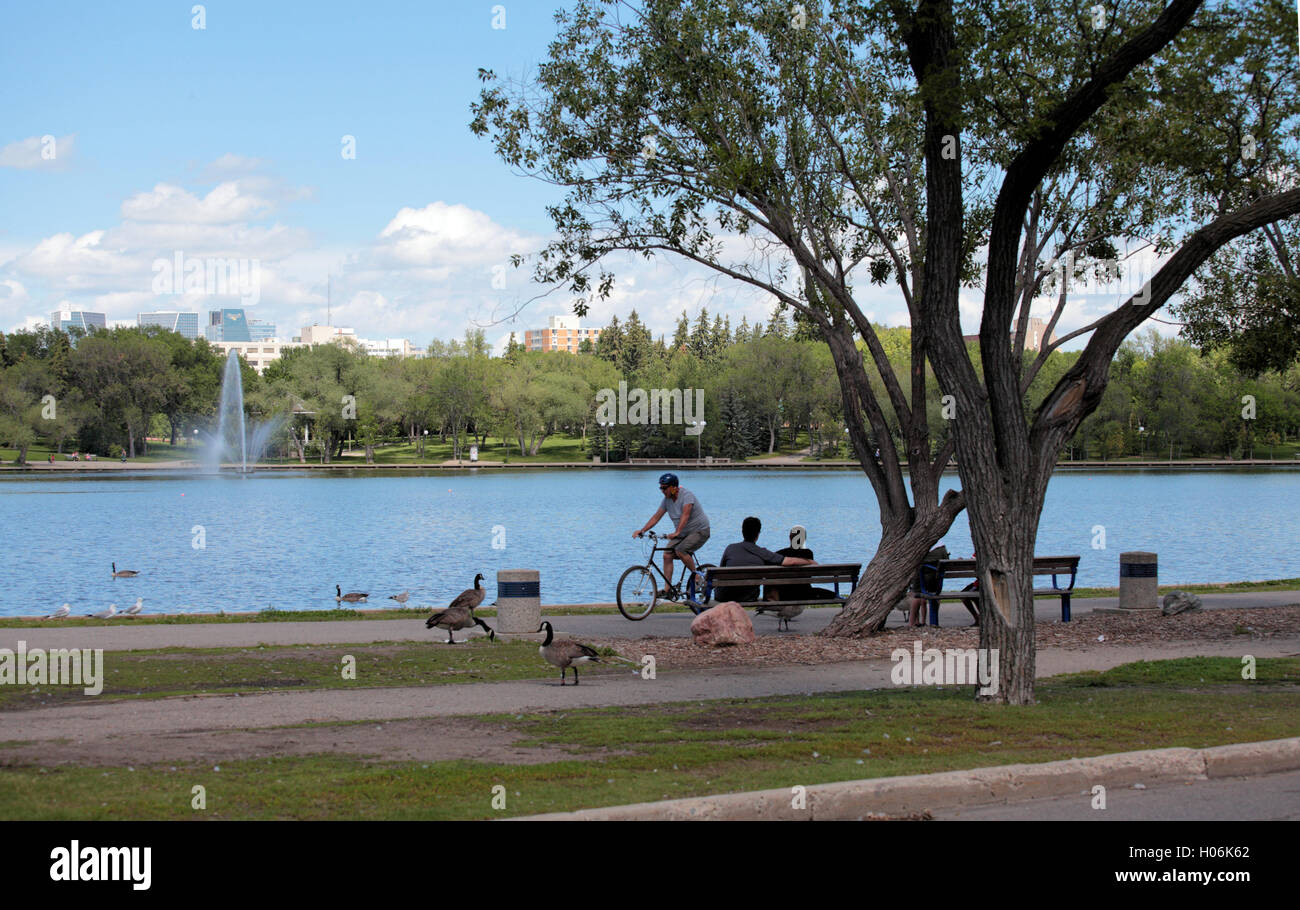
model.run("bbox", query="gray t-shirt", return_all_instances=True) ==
[661,487,709,535]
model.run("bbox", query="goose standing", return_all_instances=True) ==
[754,600,804,632]
[89,604,117,619]
[425,602,495,644]
[111,563,139,578]
[45,604,71,619]
[336,585,369,604]
[125,597,144,616]
[536,621,601,686]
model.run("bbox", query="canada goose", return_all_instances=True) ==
[46,604,71,619]
[111,562,139,578]
[125,597,144,616]
[388,590,410,604]
[425,602,495,644]
[536,621,600,686]
[336,585,368,604]
[754,600,805,632]
[447,574,486,612]
[88,604,117,619]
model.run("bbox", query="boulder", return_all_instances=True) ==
[690,601,755,647]
[1161,591,1204,615]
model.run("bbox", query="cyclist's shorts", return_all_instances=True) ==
[667,529,710,557]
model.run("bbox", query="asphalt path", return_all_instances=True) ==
[935,767,1300,821]
[4,590,1298,653]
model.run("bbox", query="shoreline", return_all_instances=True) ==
[4,458,1299,473]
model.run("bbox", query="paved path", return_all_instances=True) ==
[4,639,1295,746]
[5,591,1298,653]
[935,767,1300,821]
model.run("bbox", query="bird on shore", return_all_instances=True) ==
[755,599,805,632]
[536,621,601,686]
[88,604,117,619]
[336,585,368,604]
[46,604,71,619]
[447,574,486,613]
[111,562,139,578]
[388,590,410,605]
[125,597,144,616]
[425,602,495,644]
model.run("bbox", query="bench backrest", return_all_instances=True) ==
[706,563,861,586]
[919,556,1080,591]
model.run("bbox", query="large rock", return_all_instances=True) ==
[1161,591,1204,615]
[691,601,755,647]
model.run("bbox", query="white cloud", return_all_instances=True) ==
[121,181,273,224]
[0,134,75,169]
[374,201,535,269]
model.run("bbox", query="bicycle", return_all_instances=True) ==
[616,530,716,620]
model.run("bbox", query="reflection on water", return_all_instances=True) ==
[2,468,1296,615]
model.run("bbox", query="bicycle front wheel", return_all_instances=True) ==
[617,566,659,620]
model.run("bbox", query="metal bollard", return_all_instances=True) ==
[1118,551,1158,611]
[496,569,541,634]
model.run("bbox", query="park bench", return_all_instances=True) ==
[702,563,862,610]
[916,556,1081,625]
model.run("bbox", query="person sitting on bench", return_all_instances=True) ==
[765,525,836,603]
[717,516,815,603]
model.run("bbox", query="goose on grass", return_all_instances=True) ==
[536,621,600,686]
[425,602,495,644]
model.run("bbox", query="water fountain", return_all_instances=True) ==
[202,350,283,473]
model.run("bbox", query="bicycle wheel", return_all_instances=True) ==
[617,566,659,620]
[687,563,717,606]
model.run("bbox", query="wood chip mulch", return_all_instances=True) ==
[583,605,1300,673]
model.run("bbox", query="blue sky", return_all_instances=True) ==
[0,0,1173,349]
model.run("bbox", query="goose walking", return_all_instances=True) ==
[425,602,495,644]
[447,574,486,612]
[111,563,139,578]
[388,590,410,605]
[46,604,71,619]
[754,600,805,632]
[536,621,600,686]
[336,585,368,604]
[125,597,144,616]
[89,604,117,619]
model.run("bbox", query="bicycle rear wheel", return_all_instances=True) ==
[617,566,659,620]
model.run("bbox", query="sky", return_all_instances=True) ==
[0,0,1178,352]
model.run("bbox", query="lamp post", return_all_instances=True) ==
[693,420,706,461]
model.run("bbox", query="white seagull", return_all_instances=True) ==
[125,597,144,616]
[89,604,117,620]
[46,604,71,619]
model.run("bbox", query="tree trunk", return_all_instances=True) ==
[365,444,375,465]
[530,430,549,456]
[768,421,776,453]
[16,444,28,465]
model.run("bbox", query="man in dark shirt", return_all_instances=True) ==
[717,517,814,603]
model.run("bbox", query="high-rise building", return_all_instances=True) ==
[248,318,277,341]
[205,308,252,342]
[524,315,601,353]
[50,310,107,335]
[138,311,200,339]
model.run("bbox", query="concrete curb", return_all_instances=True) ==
[517,737,1300,820]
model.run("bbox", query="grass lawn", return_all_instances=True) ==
[1,656,1295,819]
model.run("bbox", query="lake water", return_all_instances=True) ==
[3,467,1297,615]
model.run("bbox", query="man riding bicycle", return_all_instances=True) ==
[633,472,710,597]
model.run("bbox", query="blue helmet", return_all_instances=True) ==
[658,472,679,488]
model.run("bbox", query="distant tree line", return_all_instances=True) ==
[1,313,1296,464]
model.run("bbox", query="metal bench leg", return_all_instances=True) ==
[928,599,938,627]
[1062,593,1071,623]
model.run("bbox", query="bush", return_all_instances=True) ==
[108,444,123,458]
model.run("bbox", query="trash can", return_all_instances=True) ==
[496,569,541,634]
[1118,552,1158,611]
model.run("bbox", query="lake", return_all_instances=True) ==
[3,467,1297,615]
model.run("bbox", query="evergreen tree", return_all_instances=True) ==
[505,332,522,362]
[620,310,654,378]
[595,315,623,363]
[711,313,729,357]
[672,310,690,351]
[688,308,711,361]
[765,307,790,338]
[734,316,751,345]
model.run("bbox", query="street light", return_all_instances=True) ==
[693,420,706,461]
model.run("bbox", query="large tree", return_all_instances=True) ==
[473,0,1300,703]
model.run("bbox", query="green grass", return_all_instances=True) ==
[1,657,1295,819]
[0,639,633,710]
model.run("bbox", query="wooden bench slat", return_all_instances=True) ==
[917,556,1081,625]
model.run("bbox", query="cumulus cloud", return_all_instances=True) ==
[0,134,75,169]
[121,181,274,224]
